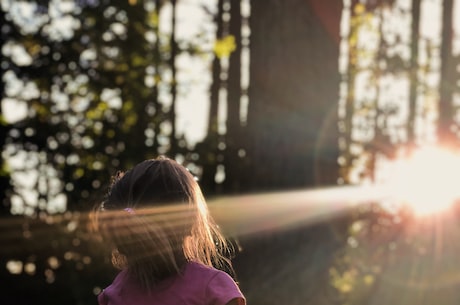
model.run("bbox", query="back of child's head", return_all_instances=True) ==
[96,156,230,289]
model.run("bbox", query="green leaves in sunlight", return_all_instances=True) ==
[213,35,236,59]
[0,0,187,214]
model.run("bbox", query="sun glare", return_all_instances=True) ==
[383,146,460,216]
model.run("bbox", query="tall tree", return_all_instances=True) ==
[168,0,178,154]
[234,1,344,305]
[223,0,243,192]
[439,0,455,146]
[198,0,225,195]
[242,0,342,191]
[0,8,13,215]
[407,0,421,146]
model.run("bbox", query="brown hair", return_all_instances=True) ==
[95,156,233,289]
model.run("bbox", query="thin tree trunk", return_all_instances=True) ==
[407,0,420,147]
[439,0,455,146]
[152,0,161,154]
[0,9,10,216]
[169,0,178,154]
[208,0,224,136]
[340,0,359,184]
[199,0,225,194]
[223,0,242,192]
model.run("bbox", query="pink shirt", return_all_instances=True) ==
[98,262,246,305]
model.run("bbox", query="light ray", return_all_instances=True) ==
[208,184,383,236]
[0,184,384,243]
[5,169,456,246]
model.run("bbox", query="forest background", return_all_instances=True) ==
[3,0,460,305]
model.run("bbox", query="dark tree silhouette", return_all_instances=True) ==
[198,0,226,195]
[232,1,344,305]
[439,0,456,146]
[242,0,341,191]
[223,0,245,193]
[0,8,12,216]
[407,0,421,145]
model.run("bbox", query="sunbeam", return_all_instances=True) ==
[208,185,382,236]
[0,184,383,245]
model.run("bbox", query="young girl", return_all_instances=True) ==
[95,156,245,305]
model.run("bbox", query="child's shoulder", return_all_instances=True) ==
[185,261,220,275]
[183,261,245,304]
[183,261,231,282]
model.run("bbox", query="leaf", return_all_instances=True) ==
[213,35,237,59]
[73,168,85,179]
[354,3,366,15]
[147,12,159,27]
[0,162,11,176]
[0,114,8,126]
[131,55,145,67]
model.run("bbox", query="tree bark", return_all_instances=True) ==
[223,0,243,192]
[438,0,455,146]
[243,0,342,191]
[169,0,178,153]
[407,0,421,146]
[199,0,225,194]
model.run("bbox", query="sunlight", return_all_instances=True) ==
[383,146,460,216]
[209,185,379,235]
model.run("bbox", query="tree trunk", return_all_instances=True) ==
[438,0,455,146]
[407,0,421,146]
[235,2,344,304]
[169,0,178,154]
[0,8,14,215]
[243,0,342,191]
[223,0,243,192]
[199,0,225,195]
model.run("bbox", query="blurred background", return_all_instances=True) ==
[3,0,460,304]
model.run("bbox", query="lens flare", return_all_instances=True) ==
[381,146,460,216]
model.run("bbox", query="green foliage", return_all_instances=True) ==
[213,35,236,59]
[0,0,181,213]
